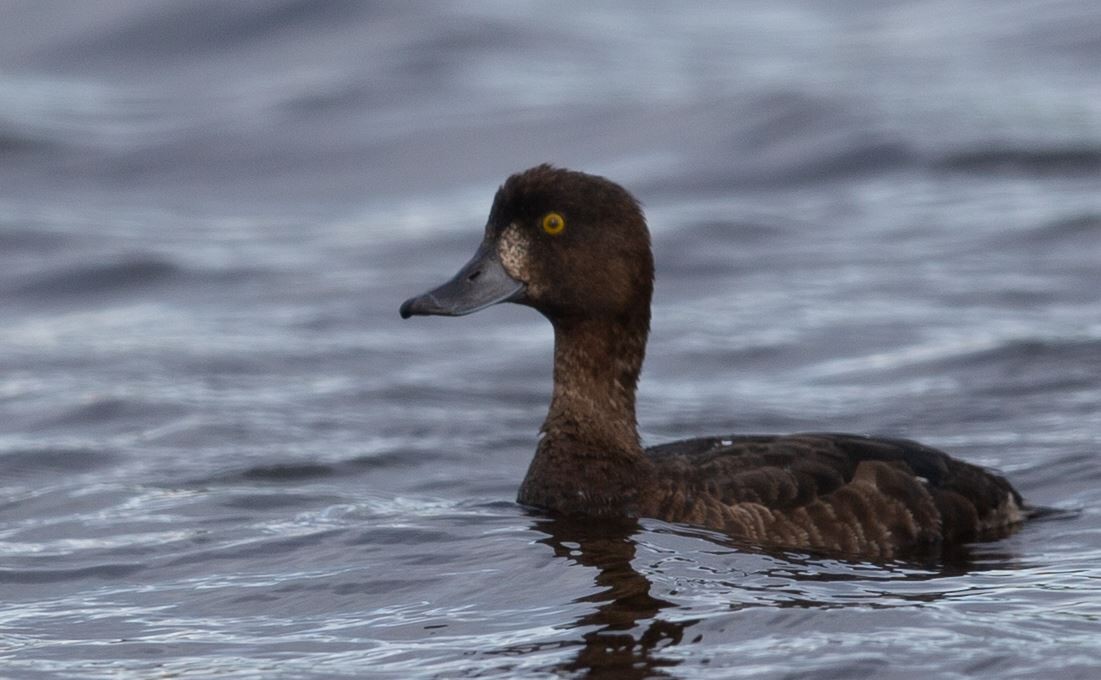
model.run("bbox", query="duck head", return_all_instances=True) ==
[399,164,654,324]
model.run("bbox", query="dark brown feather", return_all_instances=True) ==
[643,434,1022,558]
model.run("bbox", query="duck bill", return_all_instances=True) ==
[400,241,525,318]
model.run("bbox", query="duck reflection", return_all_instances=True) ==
[527,514,696,679]
[501,512,1030,678]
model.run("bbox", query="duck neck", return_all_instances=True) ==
[542,311,649,456]
[517,309,654,516]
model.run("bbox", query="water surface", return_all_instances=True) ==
[2,2,1100,677]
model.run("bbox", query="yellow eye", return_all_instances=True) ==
[541,212,565,235]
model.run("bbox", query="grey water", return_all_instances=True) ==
[2,1,1100,677]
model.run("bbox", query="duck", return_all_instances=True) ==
[399,164,1025,559]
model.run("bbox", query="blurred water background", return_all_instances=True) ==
[2,1,1101,677]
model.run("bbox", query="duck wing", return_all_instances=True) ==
[644,433,1023,558]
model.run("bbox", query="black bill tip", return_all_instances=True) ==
[399,293,439,319]
[398,241,525,320]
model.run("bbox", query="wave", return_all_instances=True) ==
[0,563,143,584]
[1,447,118,475]
[946,337,1101,376]
[937,146,1101,175]
[42,0,372,64]
[0,130,55,156]
[16,257,180,300]
[0,226,71,252]
[189,451,435,487]
[671,139,1101,191]
[809,336,1101,387]
[1020,214,1101,243]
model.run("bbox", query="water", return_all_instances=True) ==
[2,1,1100,677]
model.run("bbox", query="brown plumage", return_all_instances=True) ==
[401,164,1025,560]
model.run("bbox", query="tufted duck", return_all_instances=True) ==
[400,165,1024,559]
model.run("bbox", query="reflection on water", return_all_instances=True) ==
[525,515,689,678]
[509,511,1044,678]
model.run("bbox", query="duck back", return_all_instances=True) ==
[644,433,1023,559]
